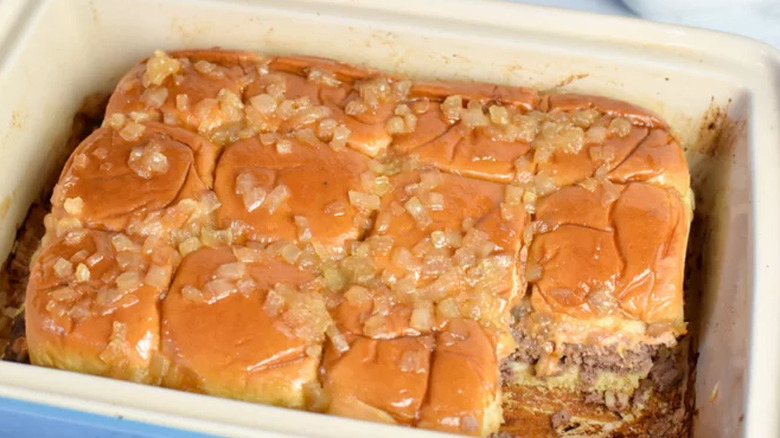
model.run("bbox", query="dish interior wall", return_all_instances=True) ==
[0,0,755,436]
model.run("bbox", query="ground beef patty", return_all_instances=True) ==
[502,326,659,384]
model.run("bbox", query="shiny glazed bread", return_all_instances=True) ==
[25,49,691,436]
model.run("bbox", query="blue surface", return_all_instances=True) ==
[0,397,212,438]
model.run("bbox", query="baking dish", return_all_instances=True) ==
[0,0,778,436]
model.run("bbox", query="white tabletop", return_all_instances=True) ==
[512,0,780,48]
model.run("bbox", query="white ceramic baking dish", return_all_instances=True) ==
[0,0,778,436]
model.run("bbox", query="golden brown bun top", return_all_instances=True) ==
[527,181,689,344]
[161,245,324,402]
[323,335,433,425]
[419,318,499,436]
[51,123,214,232]
[323,319,498,435]
[105,49,261,141]
[25,229,175,382]
[27,49,691,436]
[213,136,370,247]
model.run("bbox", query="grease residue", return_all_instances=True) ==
[0,195,11,223]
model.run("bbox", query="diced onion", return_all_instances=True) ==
[489,105,510,125]
[73,153,89,169]
[441,95,462,120]
[128,142,169,179]
[249,93,277,115]
[461,104,488,128]
[371,175,391,196]
[53,257,74,279]
[182,285,205,302]
[410,300,434,331]
[265,185,290,214]
[193,60,224,78]
[109,113,126,130]
[201,228,233,248]
[431,230,448,249]
[385,116,406,134]
[573,109,600,127]
[279,243,302,264]
[344,100,367,116]
[316,118,337,141]
[344,285,372,306]
[63,197,84,216]
[216,262,246,280]
[116,251,146,272]
[276,140,292,154]
[425,192,445,212]
[348,190,381,211]
[235,172,267,213]
[233,246,264,263]
[522,189,537,214]
[436,297,461,320]
[111,234,140,253]
[294,215,312,242]
[141,87,168,108]
[535,174,557,197]
[204,278,237,301]
[392,247,420,272]
[116,271,143,293]
[236,278,256,296]
[326,325,350,353]
[119,122,146,141]
[329,125,351,151]
[142,50,181,87]
[404,196,431,227]
[307,67,341,87]
[176,94,190,111]
[50,287,79,302]
[323,267,346,292]
[526,263,543,282]
[64,229,87,246]
[263,286,287,317]
[505,184,523,206]
[129,111,153,123]
[145,264,171,289]
[608,117,632,138]
[586,125,608,144]
[178,236,202,256]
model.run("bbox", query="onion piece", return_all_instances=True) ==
[216,262,246,280]
[410,300,434,331]
[53,257,74,279]
[178,237,201,257]
[111,234,140,253]
[348,190,381,211]
[404,196,431,228]
[441,95,462,121]
[326,325,350,353]
[116,271,143,293]
[145,264,171,289]
[119,122,146,142]
[128,142,169,179]
[265,185,290,214]
[63,197,84,216]
[142,50,181,87]
[294,216,312,242]
[182,285,205,302]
